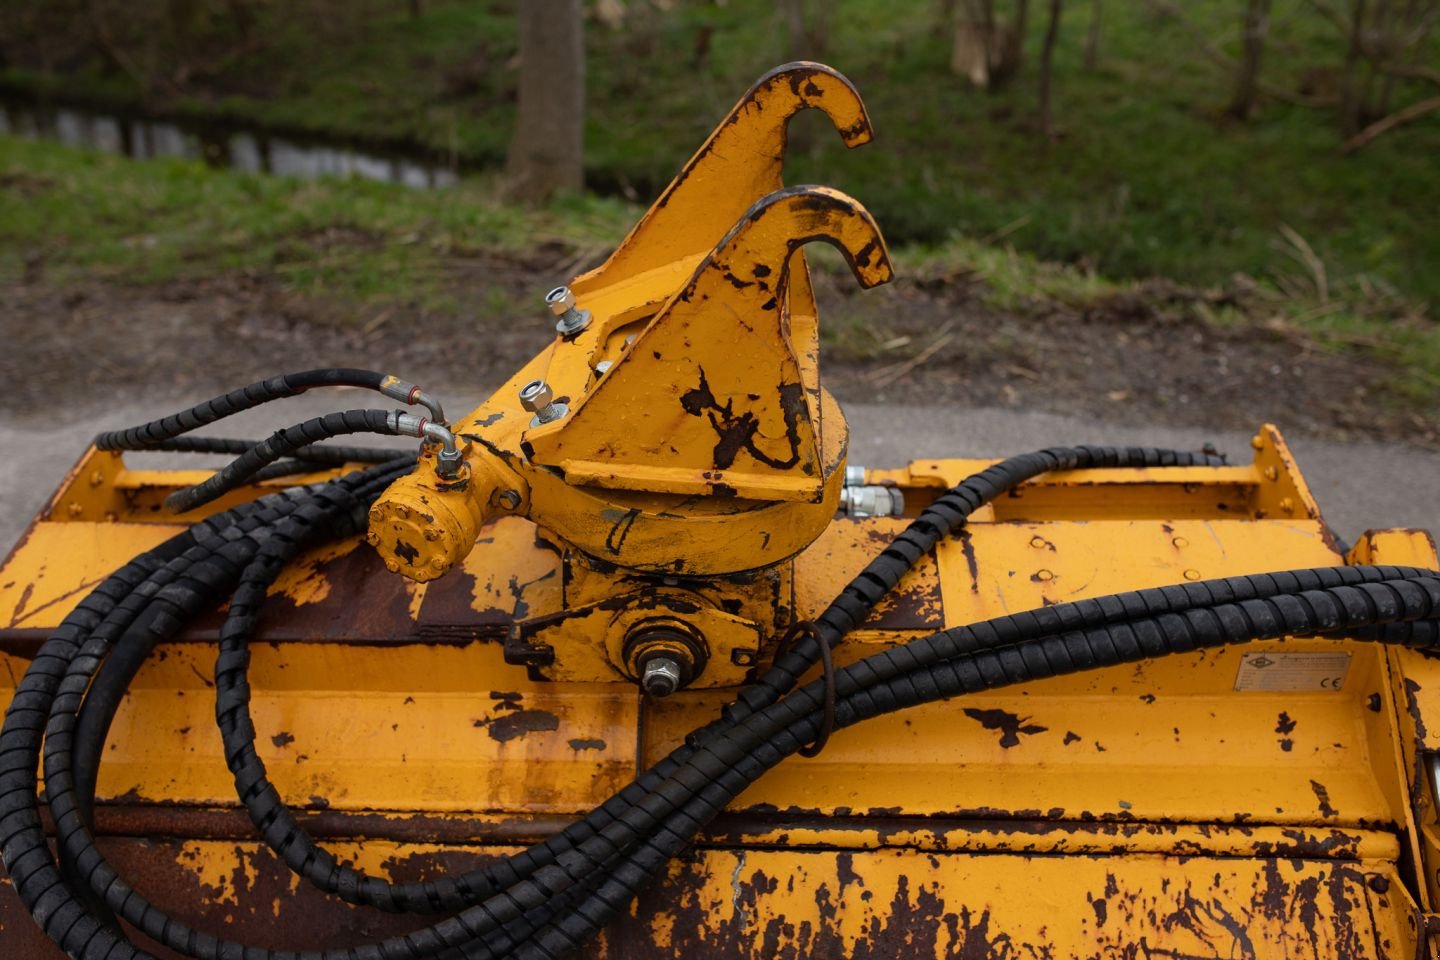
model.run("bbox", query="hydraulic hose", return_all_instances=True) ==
[94,368,446,453]
[4,427,1437,960]
[162,409,405,513]
[190,445,1232,918]
[132,434,406,465]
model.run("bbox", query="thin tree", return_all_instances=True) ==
[506,0,585,204]
[1037,0,1063,137]
[1084,0,1102,69]
[782,0,831,59]
[1227,0,1272,119]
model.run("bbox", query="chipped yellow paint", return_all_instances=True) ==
[405,580,428,621]
[614,849,1420,957]
[268,538,362,607]
[1351,527,1440,949]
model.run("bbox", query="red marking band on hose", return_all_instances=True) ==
[408,386,422,404]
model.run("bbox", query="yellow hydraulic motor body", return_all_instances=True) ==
[2,63,1440,958]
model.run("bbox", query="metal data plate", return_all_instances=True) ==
[1234,651,1353,692]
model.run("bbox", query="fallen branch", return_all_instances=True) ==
[867,323,955,388]
[1342,94,1440,152]
[1379,63,1440,87]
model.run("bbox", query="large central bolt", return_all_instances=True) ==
[547,286,591,336]
[641,657,684,698]
[519,379,568,427]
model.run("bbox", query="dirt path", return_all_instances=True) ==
[3,267,1432,448]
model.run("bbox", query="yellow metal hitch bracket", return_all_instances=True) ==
[365,64,892,691]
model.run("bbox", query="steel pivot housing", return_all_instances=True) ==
[365,63,893,688]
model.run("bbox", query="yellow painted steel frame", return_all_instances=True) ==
[3,62,1440,958]
[2,427,1440,956]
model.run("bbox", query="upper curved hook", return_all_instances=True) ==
[706,184,894,295]
[570,62,874,298]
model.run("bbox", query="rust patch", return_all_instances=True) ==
[1276,711,1297,753]
[679,368,804,471]
[475,708,560,742]
[1310,780,1340,819]
[961,708,1048,749]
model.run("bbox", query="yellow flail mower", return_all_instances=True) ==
[2,63,1439,959]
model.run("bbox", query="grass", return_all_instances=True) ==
[4,132,1435,408]
[2,0,1436,309]
[0,134,634,306]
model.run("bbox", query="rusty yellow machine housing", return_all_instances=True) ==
[4,63,1440,957]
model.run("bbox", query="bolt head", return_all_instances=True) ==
[546,286,576,316]
[641,657,684,698]
[498,489,522,510]
[519,379,554,413]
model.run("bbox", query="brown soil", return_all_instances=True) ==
[2,254,1435,447]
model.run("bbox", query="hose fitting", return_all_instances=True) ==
[379,375,447,425]
[386,411,463,479]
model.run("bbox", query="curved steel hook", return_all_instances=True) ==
[572,62,875,298]
[701,184,894,297]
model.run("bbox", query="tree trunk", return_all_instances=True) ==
[1340,0,1370,135]
[1084,0,1102,69]
[1012,0,1031,72]
[506,0,585,204]
[783,0,830,59]
[1037,0,1063,137]
[952,0,996,87]
[1227,0,1271,119]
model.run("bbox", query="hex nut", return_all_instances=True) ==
[641,657,684,698]
[546,286,576,316]
[519,379,554,413]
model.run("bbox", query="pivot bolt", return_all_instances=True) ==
[641,657,684,698]
[519,379,568,426]
[547,286,591,336]
[498,489,522,510]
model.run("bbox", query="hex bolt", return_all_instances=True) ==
[518,379,568,427]
[498,489,522,510]
[594,360,613,377]
[641,657,684,698]
[547,286,591,336]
